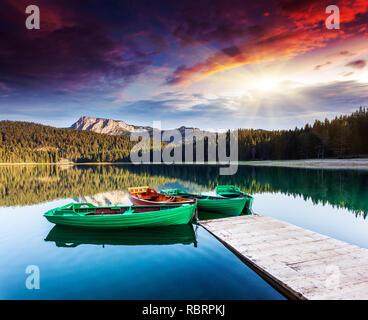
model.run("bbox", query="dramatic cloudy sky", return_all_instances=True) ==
[0,0,368,130]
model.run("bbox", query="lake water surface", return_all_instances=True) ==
[1,164,367,299]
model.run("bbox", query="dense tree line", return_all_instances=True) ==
[1,108,367,163]
[0,121,138,163]
[238,107,368,160]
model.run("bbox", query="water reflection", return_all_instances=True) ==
[197,210,252,221]
[75,191,129,206]
[1,164,367,217]
[45,224,197,248]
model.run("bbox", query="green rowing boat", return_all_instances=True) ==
[160,189,247,216]
[44,202,196,228]
[216,185,254,213]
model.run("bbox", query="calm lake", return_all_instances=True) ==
[1,164,368,299]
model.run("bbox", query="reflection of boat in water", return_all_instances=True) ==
[45,224,197,248]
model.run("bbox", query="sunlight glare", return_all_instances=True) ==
[252,77,280,92]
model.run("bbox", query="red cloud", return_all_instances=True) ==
[167,0,368,86]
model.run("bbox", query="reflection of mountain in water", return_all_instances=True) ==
[75,191,130,207]
[45,224,197,248]
[1,164,368,217]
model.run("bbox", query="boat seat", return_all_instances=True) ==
[139,195,156,200]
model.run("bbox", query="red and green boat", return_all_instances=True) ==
[128,186,196,206]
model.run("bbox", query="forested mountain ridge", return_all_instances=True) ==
[0,108,367,163]
[238,107,368,160]
[0,121,136,163]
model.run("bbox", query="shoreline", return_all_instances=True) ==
[1,158,368,169]
[238,158,368,169]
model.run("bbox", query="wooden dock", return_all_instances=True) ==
[200,214,368,300]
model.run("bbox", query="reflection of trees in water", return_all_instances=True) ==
[143,164,367,218]
[0,164,367,217]
[0,165,175,207]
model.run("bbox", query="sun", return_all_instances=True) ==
[252,77,280,92]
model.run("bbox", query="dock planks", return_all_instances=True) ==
[200,214,368,300]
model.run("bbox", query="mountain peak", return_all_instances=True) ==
[70,116,213,142]
[70,116,149,135]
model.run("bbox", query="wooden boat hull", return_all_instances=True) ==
[44,203,196,229]
[161,189,247,216]
[45,224,197,247]
[128,193,195,206]
[128,186,196,206]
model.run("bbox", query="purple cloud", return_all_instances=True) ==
[345,60,367,69]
